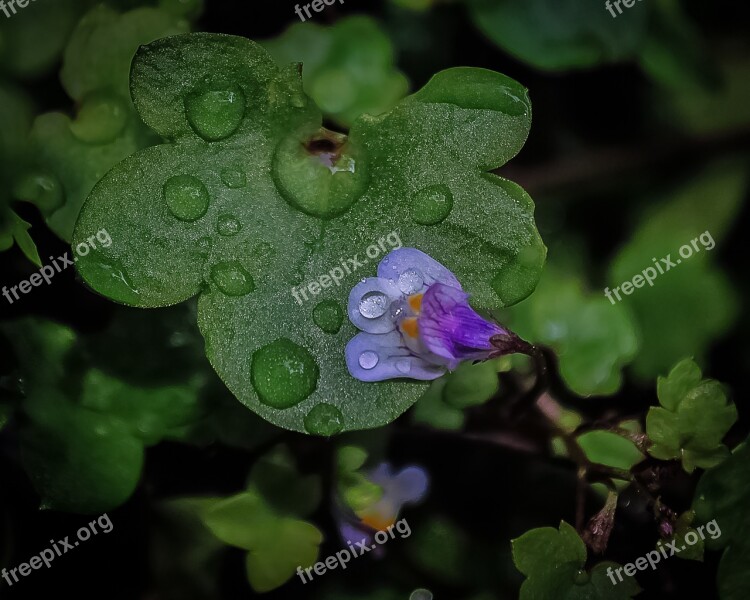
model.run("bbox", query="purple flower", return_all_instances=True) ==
[345,248,530,381]
[336,462,428,551]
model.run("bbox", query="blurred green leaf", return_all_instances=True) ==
[248,444,322,517]
[505,266,638,396]
[647,358,737,473]
[512,521,639,598]
[577,430,645,471]
[609,164,746,379]
[467,0,648,70]
[263,16,409,126]
[200,489,323,592]
[693,439,750,599]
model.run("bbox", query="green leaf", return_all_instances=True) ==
[200,490,322,592]
[80,368,202,445]
[505,265,638,396]
[467,0,648,71]
[263,16,409,127]
[637,0,720,91]
[443,359,499,409]
[666,511,704,562]
[22,5,188,242]
[4,209,42,267]
[244,518,322,593]
[412,376,465,430]
[693,439,750,599]
[577,430,646,471]
[72,33,545,433]
[512,521,640,599]
[0,0,92,78]
[608,164,746,379]
[248,444,322,517]
[20,391,144,514]
[646,358,737,473]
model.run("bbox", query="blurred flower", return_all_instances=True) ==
[336,462,428,551]
[346,248,530,381]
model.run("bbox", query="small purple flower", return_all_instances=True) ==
[345,248,530,381]
[336,462,428,551]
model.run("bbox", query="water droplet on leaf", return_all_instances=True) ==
[411,184,453,225]
[304,403,344,436]
[210,261,254,296]
[185,84,245,141]
[251,338,319,409]
[220,167,247,188]
[313,299,344,333]
[164,175,210,222]
[216,214,242,236]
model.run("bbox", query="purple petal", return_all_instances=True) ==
[418,283,506,368]
[348,277,402,334]
[369,464,429,506]
[345,331,447,382]
[339,521,373,548]
[377,248,462,293]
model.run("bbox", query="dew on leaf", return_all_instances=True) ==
[312,299,344,334]
[359,291,390,319]
[303,403,344,436]
[185,85,246,141]
[216,214,242,236]
[250,338,319,409]
[411,184,453,225]
[358,350,379,370]
[164,175,210,222]
[220,166,247,188]
[196,236,213,255]
[272,128,369,219]
[210,260,254,296]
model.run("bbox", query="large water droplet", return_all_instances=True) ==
[210,261,254,296]
[273,127,369,219]
[398,268,424,295]
[304,403,344,436]
[164,175,210,222]
[220,167,247,189]
[251,338,319,409]
[313,299,344,334]
[411,184,453,225]
[217,214,242,236]
[185,85,245,141]
[359,351,379,370]
[359,291,389,319]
